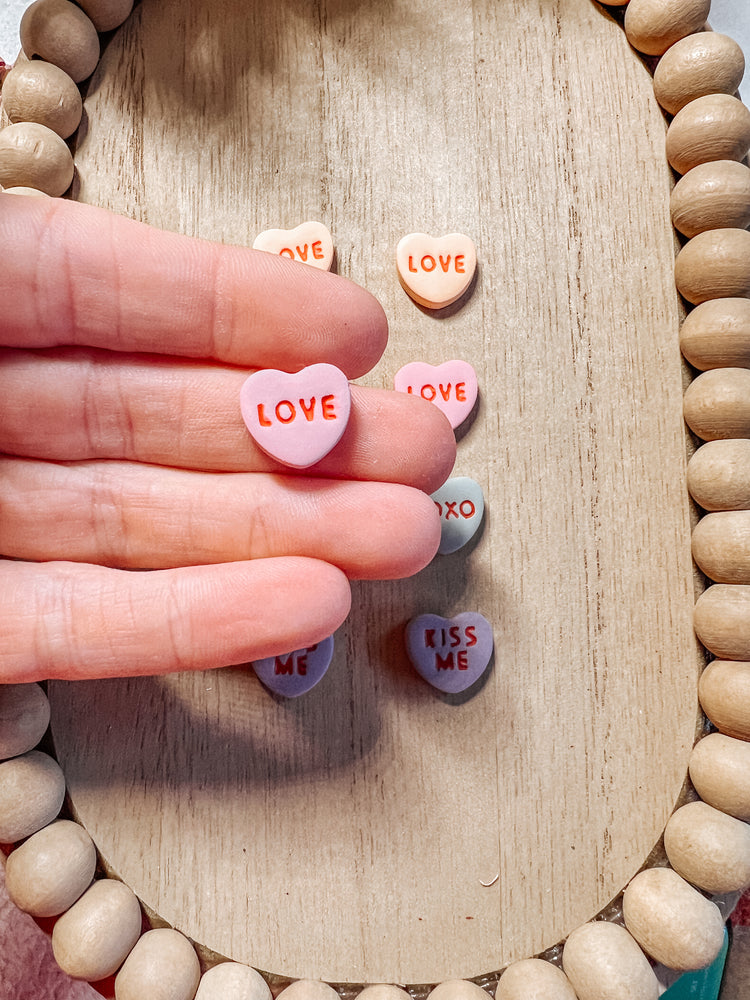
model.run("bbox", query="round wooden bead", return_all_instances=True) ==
[653,32,746,116]
[624,0,710,57]
[20,0,99,83]
[666,95,750,175]
[622,867,725,970]
[692,511,750,583]
[683,369,750,441]
[429,982,488,1000]
[0,683,50,760]
[74,0,134,33]
[561,921,659,1000]
[694,585,750,660]
[664,800,750,893]
[690,732,750,820]
[675,229,750,305]
[1,60,82,139]
[688,440,750,510]
[276,983,340,1000]
[680,298,750,371]
[496,959,577,1000]
[0,749,65,843]
[52,878,142,981]
[698,659,750,739]
[114,928,201,1000]
[357,988,411,1000]
[0,122,74,197]
[4,819,96,917]
[195,964,272,1000]
[671,161,750,238]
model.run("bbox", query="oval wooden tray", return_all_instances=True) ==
[48,0,703,985]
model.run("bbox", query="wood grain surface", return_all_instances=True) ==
[48,0,704,985]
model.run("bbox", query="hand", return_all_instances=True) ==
[0,194,455,682]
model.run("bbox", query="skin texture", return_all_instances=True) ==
[0,194,456,682]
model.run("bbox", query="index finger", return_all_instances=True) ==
[0,194,388,377]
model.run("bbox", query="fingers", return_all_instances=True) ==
[0,194,387,377]
[0,558,351,683]
[0,459,441,580]
[0,348,457,493]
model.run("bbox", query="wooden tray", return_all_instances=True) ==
[48,0,703,985]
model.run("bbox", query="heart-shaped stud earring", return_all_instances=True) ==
[253,221,334,271]
[240,363,351,468]
[431,477,485,555]
[396,232,476,309]
[394,360,478,430]
[252,636,335,698]
[405,613,493,694]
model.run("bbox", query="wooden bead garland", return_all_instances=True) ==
[674,228,750,304]
[4,818,96,917]
[114,928,201,1000]
[689,733,750,821]
[622,867,725,970]
[624,0,711,58]
[653,32,746,115]
[0,0,749,996]
[670,160,750,238]
[664,801,750,894]
[665,95,750,175]
[698,659,750,740]
[680,298,750,371]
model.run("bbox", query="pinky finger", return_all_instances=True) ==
[0,558,351,683]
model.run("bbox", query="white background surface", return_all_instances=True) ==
[1,0,750,95]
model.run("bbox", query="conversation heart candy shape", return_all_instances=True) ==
[253,221,334,271]
[431,477,485,555]
[394,360,478,430]
[240,363,351,468]
[405,612,493,694]
[396,232,476,309]
[252,635,335,698]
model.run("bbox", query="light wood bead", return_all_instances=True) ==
[195,964,272,1000]
[1,60,82,139]
[688,440,750,510]
[653,32,746,116]
[20,0,100,84]
[624,0,710,57]
[622,867,725,970]
[429,982,488,1000]
[666,95,750,175]
[698,659,750,739]
[276,983,340,1000]
[0,749,65,843]
[75,0,134,33]
[694,585,750,660]
[692,511,750,583]
[4,819,96,917]
[689,732,750,820]
[114,928,201,1000]
[675,228,750,305]
[680,298,750,371]
[0,683,50,760]
[52,878,142,981]
[561,921,659,1000]
[357,988,411,1000]
[683,369,750,441]
[1,185,50,196]
[664,801,750,893]
[670,161,750,238]
[496,959,577,1000]
[0,121,74,197]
